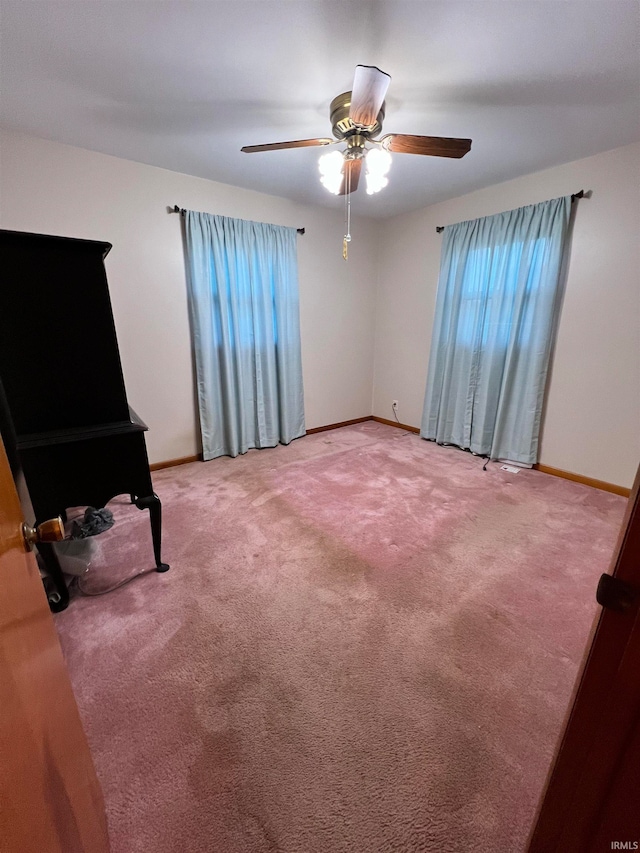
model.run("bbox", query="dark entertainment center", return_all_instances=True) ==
[0,228,169,611]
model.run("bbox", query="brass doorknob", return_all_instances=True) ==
[22,516,65,550]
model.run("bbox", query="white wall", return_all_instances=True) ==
[0,130,378,463]
[2,131,637,487]
[372,142,640,489]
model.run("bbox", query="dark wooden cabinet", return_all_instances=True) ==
[0,229,168,610]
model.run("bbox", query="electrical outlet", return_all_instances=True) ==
[392,400,398,410]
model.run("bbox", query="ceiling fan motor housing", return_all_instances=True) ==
[330,91,385,140]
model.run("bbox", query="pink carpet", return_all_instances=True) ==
[55,422,626,852]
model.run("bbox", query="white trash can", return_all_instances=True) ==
[53,538,96,576]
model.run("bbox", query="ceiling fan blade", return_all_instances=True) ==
[241,138,335,153]
[349,65,391,127]
[338,158,362,195]
[379,134,472,158]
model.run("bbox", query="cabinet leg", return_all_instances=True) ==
[135,493,170,572]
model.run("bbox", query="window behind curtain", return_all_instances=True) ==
[184,211,305,461]
[421,197,572,465]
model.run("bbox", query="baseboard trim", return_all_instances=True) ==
[147,428,631,498]
[150,454,200,472]
[370,419,630,496]
[306,416,372,435]
[371,415,420,434]
[372,418,630,496]
[533,464,630,498]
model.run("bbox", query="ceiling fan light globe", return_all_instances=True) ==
[319,150,346,194]
[365,174,388,194]
[365,167,389,195]
[320,174,343,194]
[365,147,392,177]
[318,150,343,176]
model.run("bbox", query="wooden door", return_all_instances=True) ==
[0,435,110,852]
[529,464,640,850]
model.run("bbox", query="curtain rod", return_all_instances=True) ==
[170,205,305,235]
[434,190,586,233]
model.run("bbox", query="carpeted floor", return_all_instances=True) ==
[55,422,626,853]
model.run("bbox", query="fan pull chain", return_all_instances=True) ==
[343,163,352,261]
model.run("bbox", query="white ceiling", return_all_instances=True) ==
[1,1,638,219]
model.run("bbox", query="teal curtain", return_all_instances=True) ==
[184,211,305,460]
[421,196,572,465]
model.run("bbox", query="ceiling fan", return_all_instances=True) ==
[241,65,472,196]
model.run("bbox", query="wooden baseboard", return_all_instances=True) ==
[371,419,630,496]
[306,416,372,435]
[150,454,200,472]
[149,420,375,469]
[533,463,630,498]
[147,427,631,499]
[372,418,630,496]
[371,415,420,434]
